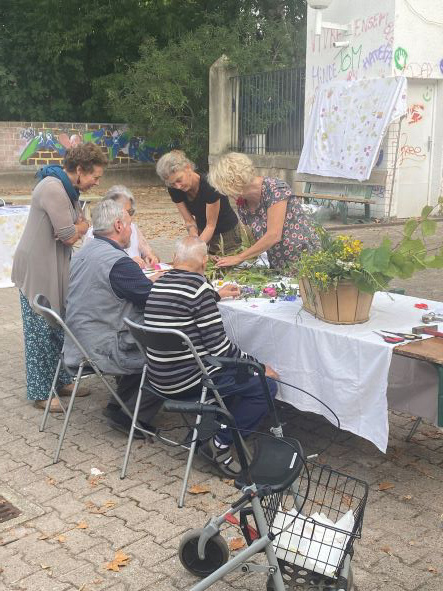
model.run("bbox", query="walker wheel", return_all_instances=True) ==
[179,528,229,578]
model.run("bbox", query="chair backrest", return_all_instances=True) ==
[33,294,91,364]
[123,318,209,376]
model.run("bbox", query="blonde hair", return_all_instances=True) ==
[208,152,255,198]
[155,150,196,183]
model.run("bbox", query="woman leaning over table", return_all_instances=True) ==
[156,150,242,254]
[11,142,108,412]
[208,152,320,272]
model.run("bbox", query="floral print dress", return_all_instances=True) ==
[237,177,319,271]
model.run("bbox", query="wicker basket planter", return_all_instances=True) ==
[299,278,374,324]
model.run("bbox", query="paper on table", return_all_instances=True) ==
[271,507,355,578]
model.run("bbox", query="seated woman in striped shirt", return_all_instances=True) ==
[144,236,278,477]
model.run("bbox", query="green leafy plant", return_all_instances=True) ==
[296,202,443,294]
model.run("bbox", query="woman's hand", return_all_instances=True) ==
[217,283,241,299]
[215,254,244,268]
[132,256,147,270]
[146,252,160,266]
[77,216,89,237]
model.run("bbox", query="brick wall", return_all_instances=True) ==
[0,121,160,171]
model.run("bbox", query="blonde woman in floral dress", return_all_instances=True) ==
[208,153,320,272]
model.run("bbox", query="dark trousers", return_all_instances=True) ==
[107,373,163,424]
[200,369,278,445]
[108,369,277,442]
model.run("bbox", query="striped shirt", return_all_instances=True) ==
[143,269,257,395]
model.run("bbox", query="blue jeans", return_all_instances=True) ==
[208,368,277,445]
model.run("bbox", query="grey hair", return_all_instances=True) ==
[156,150,196,183]
[92,199,127,235]
[174,236,208,265]
[103,185,135,207]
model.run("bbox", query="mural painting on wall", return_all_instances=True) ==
[18,127,162,166]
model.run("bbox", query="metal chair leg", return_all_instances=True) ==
[121,365,147,479]
[406,417,422,442]
[53,363,84,463]
[178,386,208,508]
[40,357,63,432]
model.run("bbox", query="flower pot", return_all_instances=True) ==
[299,278,374,324]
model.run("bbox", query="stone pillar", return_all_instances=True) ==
[208,55,238,165]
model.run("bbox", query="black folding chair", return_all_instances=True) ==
[33,294,137,464]
[122,318,244,508]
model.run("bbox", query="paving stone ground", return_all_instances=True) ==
[1,192,442,591]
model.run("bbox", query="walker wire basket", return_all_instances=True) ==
[262,461,368,589]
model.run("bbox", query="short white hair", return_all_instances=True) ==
[174,236,207,265]
[104,185,135,207]
[92,199,127,235]
[156,150,195,183]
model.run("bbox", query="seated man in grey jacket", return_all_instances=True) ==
[63,198,163,436]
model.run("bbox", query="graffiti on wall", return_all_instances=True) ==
[18,126,162,165]
[399,132,427,166]
[407,104,424,125]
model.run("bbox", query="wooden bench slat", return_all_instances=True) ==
[295,192,375,204]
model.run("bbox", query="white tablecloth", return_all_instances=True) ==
[0,206,29,288]
[219,293,441,452]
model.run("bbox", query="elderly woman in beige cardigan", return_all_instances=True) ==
[12,143,108,412]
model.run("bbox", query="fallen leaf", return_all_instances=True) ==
[38,534,49,540]
[40,564,51,569]
[57,535,66,543]
[378,482,395,491]
[428,566,438,573]
[380,545,393,555]
[189,484,211,495]
[89,476,103,487]
[402,495,412,501]
[408,540,415,546]
[76,521,88,529]
[46,477,57,486]
[342,494,353,507]
[229,537,246,551]
[104,550,131,572]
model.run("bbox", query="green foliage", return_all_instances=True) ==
[108,10,306,166]
[296,204,443,294]
[0,0,306,126]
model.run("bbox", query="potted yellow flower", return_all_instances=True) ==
[296,202,443,324]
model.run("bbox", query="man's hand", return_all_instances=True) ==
[133,256,147,269]
[217,283,241,299]
[147,271,166,282]
[265,365,279,380]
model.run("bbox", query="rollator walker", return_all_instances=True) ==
[163,396,368,591]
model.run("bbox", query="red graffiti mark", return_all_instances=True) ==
[407,104,424,125]
[399,133,426,166]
